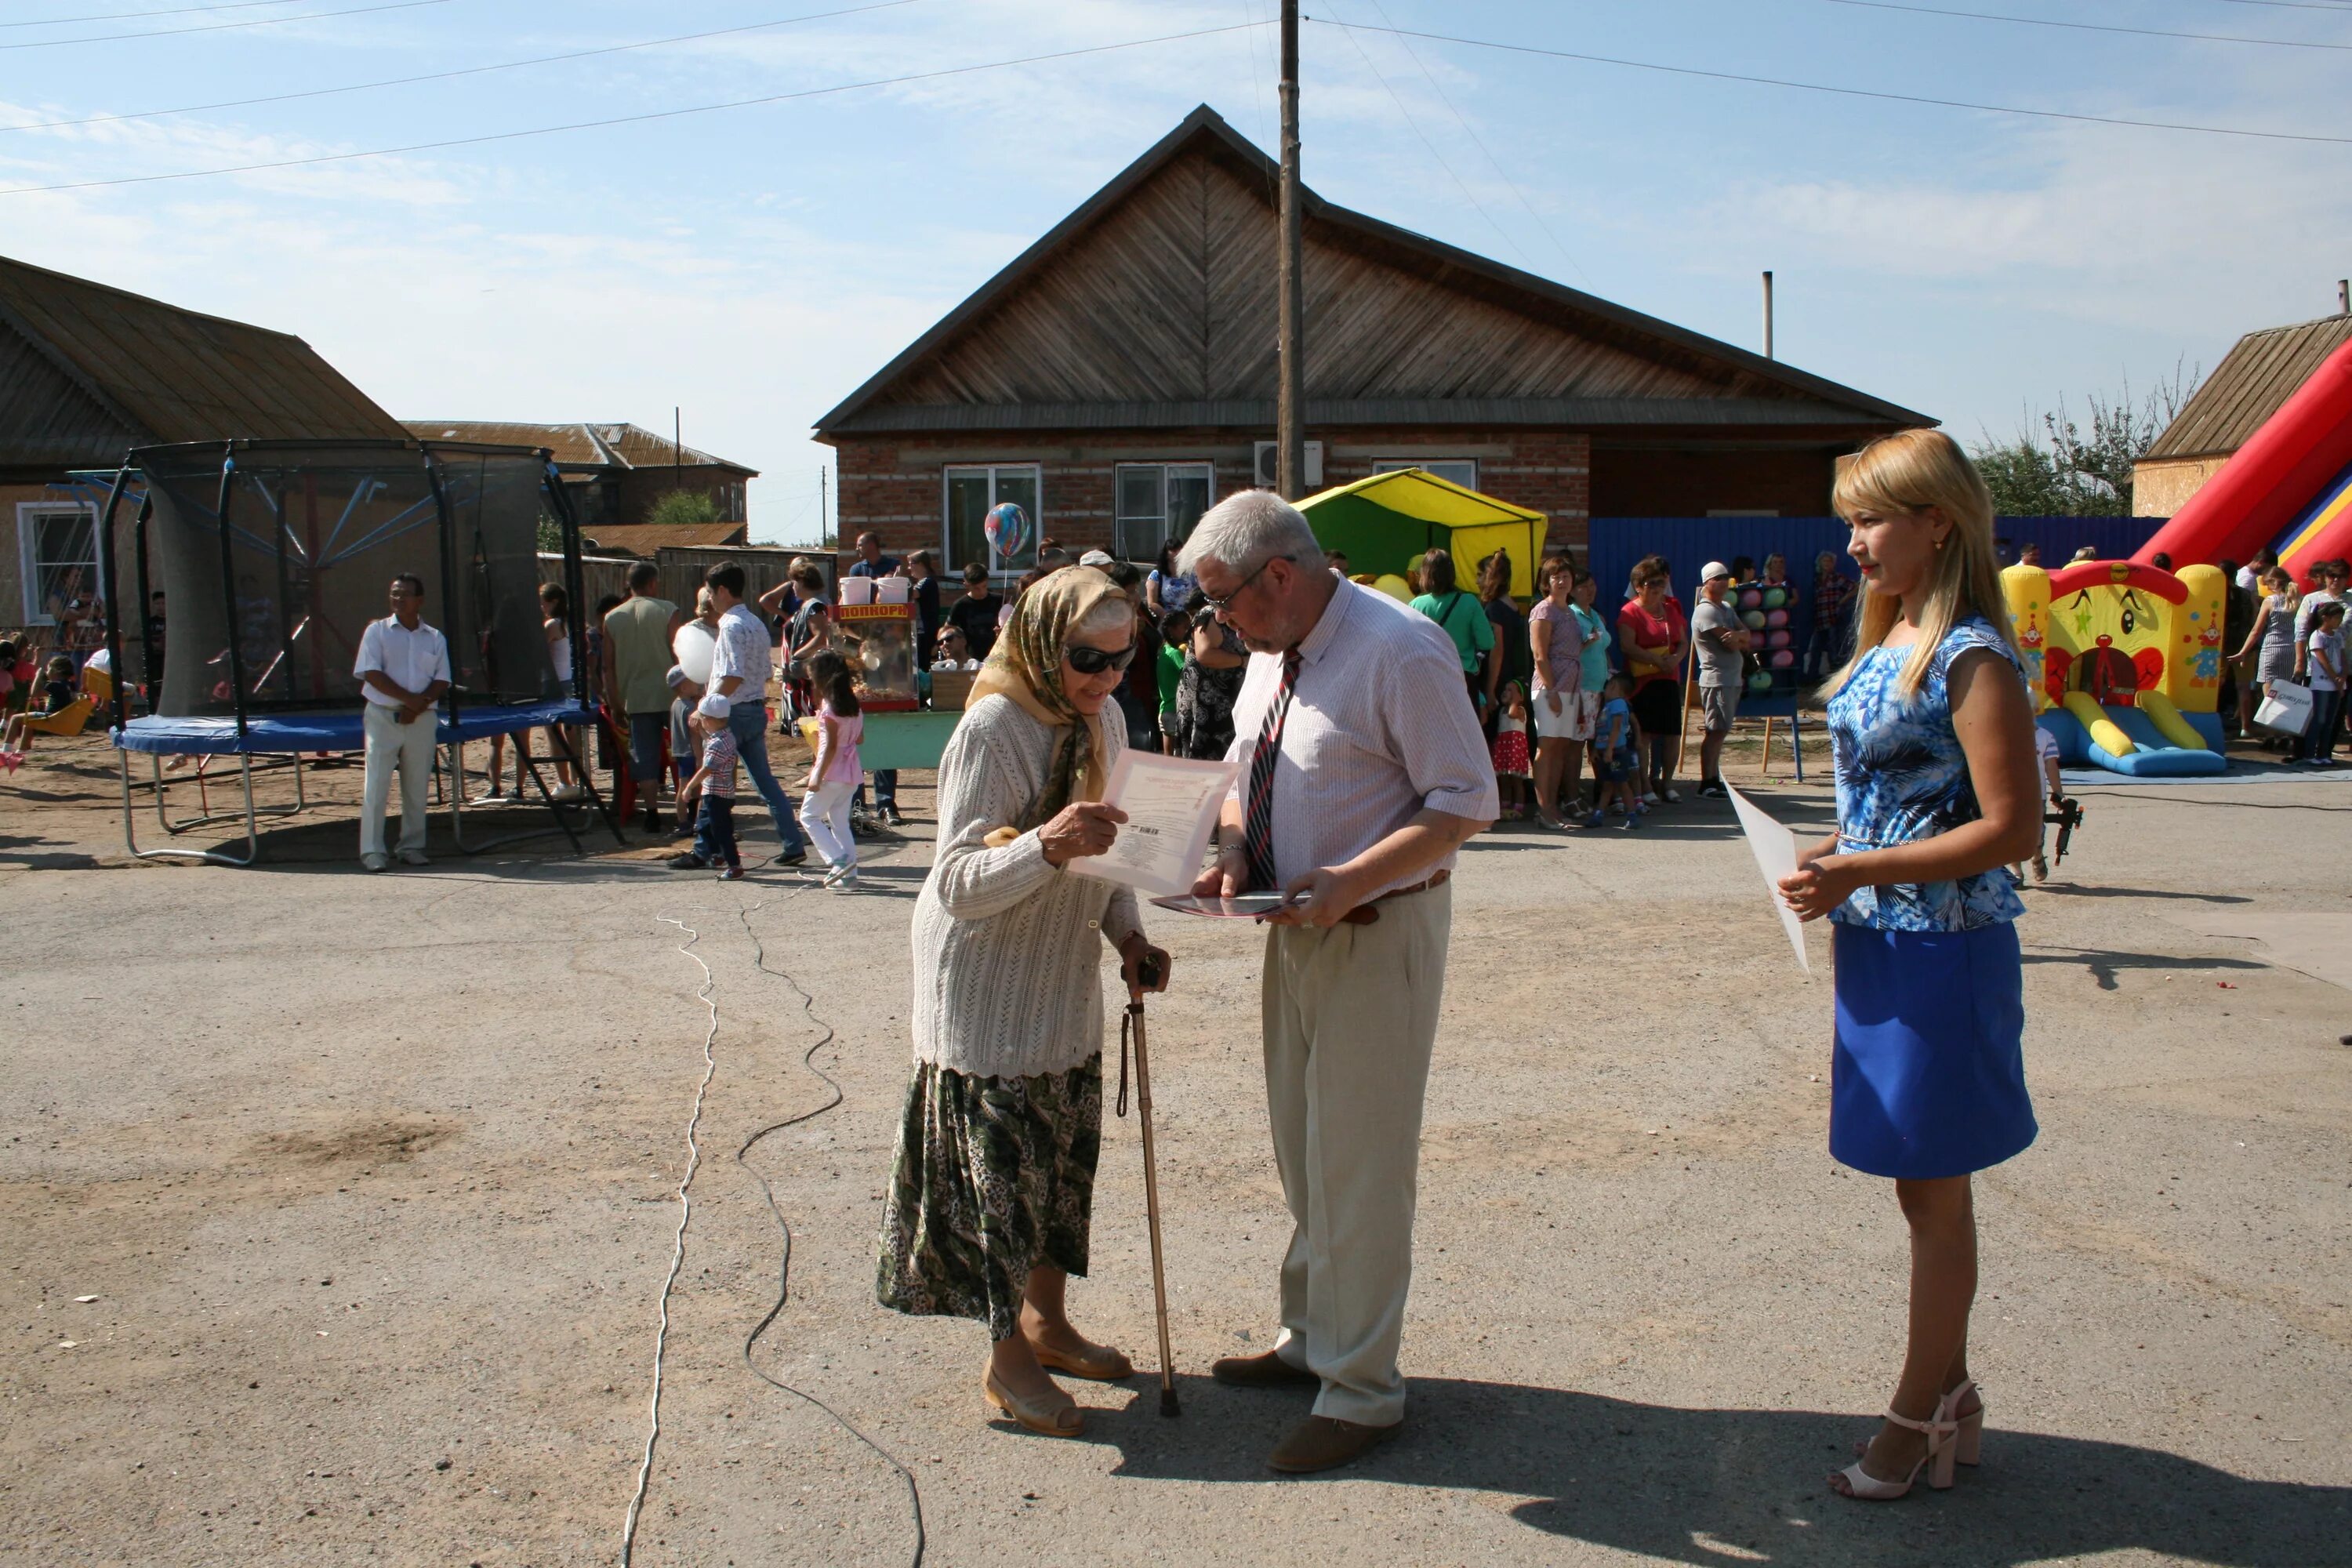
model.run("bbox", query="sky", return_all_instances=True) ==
[4,0,2348,545]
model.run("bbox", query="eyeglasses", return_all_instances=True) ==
[1197,554,1293,615]
[1065,642,1137,675]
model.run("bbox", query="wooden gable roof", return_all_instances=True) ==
[0,253,405,472]
[2143,314,2352,462]
[815,106,1929,437]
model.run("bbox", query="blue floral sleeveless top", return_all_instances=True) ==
[1826,616,2027,931]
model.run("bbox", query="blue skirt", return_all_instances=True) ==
[1830,921,2037,1179]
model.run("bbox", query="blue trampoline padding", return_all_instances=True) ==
[113,702,597,756]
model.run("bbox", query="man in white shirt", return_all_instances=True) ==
[1181,491,1497,1475]
[702,562,808,866]
[354,574,451,871]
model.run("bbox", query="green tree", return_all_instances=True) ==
[1969,362,2200,516]
[535,514,563,553]
[646,489,720,527]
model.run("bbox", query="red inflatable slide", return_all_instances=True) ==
[2135,337,2352,581]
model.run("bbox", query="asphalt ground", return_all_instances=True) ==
[2,728,2347,1566]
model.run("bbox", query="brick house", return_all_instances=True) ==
[815,106,1927,574]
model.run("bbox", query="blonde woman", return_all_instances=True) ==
[2232,566,2299,743]
[1777,429,2042,1501]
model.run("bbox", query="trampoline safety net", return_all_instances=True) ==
[135,441,558,717]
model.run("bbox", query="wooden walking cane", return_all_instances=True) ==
[1119,953,1181,1417]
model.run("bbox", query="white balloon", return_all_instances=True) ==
[672,622,716,685]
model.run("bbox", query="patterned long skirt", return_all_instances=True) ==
[874,1054,1102,1341]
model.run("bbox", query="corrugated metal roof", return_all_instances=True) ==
[0,253,405,463]
[405,420,608,466]
[826,395,1895,434]
[579,521,750,555]
[403,419,757,476]
[2144,314,2352,460]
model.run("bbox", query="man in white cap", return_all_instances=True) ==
[1078,549,1116,568]
[1690,561,1751,800]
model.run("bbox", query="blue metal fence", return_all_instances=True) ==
[1584,515,2167,617]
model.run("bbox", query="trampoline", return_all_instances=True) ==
[90,438,625,866]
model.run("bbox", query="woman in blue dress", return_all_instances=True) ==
[1778,428,2044,1502]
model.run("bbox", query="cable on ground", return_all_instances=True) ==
[619,916,723,1566]
[617,871,922,1567]
[735,897,924,1566]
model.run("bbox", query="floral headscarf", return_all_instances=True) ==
[967,564,1129,831]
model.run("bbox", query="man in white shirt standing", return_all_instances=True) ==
[697,562,808,867]
[354,573,452,872]
[1181,491,1497,1475]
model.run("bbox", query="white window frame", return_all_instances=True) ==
[1113,461,1216,563]
[942,463,1044,576]
[16,500,103,626]
[1371,457,1479,490]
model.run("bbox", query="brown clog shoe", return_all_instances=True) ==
[982,1370,1084,1437]
[1210,1350,1319,1389]
[1267,1414,1402,1474]
[1027,1336,1133,1382]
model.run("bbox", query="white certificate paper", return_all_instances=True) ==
[1068,750,1241,898]
[1725,784,1812,974]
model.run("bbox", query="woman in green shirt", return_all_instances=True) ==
[1410,547,1496,718]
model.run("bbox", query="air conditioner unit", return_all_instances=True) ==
[1253,440,1323,491]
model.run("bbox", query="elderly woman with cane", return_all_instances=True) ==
[875,566,1173,1439]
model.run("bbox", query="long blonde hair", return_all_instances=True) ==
[1820,428,2021,702]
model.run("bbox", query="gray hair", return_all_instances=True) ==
[1073,593,1137,641]
[1178,489,1320,578]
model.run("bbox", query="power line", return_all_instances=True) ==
[1325,5,1537,270]
[2,0,314,29]
[1304,16,2352,147]
[1,0,923,136]
[0,21,1269,196]
[1817,0,2352,51]
[0,0,447,51]
[2203,0,2352,13]
[1359,0,1593,285]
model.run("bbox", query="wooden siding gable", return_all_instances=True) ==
[816,106,1928,434]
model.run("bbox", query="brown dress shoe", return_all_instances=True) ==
[1268,1414,1402,1474]
[1210,1350,1319,1389]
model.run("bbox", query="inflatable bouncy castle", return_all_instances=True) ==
[2004,559,2229,776]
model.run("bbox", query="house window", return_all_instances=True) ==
[1372,458,1479,490]
[1113,463,1214,562]
[16,502,102,627]
[944,464,1041,573]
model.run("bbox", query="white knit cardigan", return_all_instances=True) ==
[911,695,1145,1080]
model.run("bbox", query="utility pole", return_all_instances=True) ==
[818,466,829,546]
[1276,0,1306,500]
[1761,270,1775,361]
[673,405,683,497]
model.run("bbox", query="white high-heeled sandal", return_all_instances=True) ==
[1941,1377,1984,1468]
[1830,1406,1958,1500]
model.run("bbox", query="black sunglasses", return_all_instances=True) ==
[1066,642,1137,675]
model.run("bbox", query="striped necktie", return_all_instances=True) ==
[1243,648,1302,893]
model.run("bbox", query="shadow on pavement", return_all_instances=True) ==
[2020,946,2267,992]
[1080,1378,2347,1566]
[2038,884,2252,904]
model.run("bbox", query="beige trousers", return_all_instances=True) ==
[360,702,436,858]
[1261,881,1450,1426]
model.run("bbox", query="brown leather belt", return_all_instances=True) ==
[1338,867,1450,925]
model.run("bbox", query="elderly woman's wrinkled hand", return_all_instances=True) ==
[1039,800,1127,865]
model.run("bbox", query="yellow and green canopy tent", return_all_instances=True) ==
[1295,467,1548,599]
